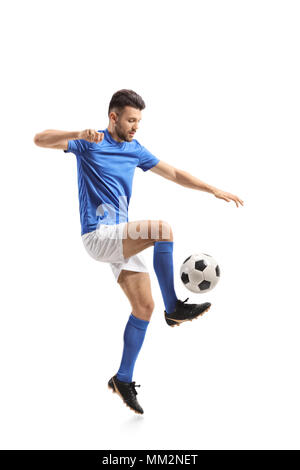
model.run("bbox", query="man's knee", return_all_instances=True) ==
[150,220,173,242]
[132,299,155,321]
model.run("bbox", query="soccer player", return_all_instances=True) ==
[34,89,244,415]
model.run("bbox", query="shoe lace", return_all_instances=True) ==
[179,297,189,304]
[129,381,141,397]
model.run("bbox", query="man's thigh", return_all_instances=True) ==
[122,220,172,259]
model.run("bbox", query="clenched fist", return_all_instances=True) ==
[78,129,104,143]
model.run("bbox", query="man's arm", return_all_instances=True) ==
[33,130,81,150]
[150,160,244,208]
[33,129,104,149]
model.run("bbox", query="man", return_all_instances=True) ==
[34,89,244,415]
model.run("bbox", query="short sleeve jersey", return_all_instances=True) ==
[64,128,160,235]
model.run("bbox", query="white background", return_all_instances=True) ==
[0,0,299,450]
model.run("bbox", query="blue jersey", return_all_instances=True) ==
[64,128,160,235]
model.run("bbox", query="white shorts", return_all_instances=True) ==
[81,222,148,281]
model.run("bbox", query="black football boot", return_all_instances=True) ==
[108,374,144,415]
[165,297,211,327]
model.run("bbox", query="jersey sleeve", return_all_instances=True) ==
[137,144,160,172]
[63,139,89,156]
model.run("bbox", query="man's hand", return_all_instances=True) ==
[213,189,244,207]
[78,129,104,143]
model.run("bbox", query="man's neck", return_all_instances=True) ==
[107,126,123,143]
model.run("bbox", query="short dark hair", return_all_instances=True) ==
[108,89,146,117]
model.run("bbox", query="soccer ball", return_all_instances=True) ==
[180,253,220,293]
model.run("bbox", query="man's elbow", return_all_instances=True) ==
[166,166,178,183]
[34,133,48,147]
[33,133,41,146]
[174,168,185,185]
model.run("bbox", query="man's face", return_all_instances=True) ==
[112,106,142,142]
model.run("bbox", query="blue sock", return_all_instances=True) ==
[117,314,149,383]
[153,241,178,315]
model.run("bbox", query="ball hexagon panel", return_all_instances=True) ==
[189,269,204,284]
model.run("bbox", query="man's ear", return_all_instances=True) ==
[109,110,118,124]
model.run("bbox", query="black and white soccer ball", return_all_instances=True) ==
[180,253,220,293]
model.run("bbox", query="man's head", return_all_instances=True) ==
[108,89,145,142]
